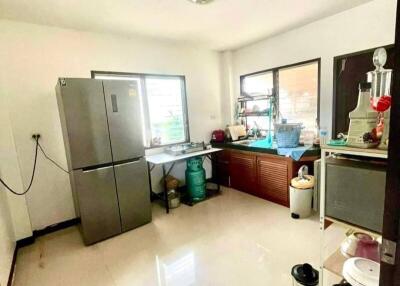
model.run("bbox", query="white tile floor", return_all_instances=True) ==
[13,187,323,286]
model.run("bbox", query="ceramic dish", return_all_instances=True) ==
[343,257,380,286]
[340,232,380,263]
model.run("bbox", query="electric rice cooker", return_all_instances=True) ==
[211,130,225,142]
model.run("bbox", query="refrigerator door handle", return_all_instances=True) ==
[83,165,113,173]
[111,94,118,112]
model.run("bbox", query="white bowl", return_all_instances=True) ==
[343,257,380,286]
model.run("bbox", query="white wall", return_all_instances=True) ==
[0,189,14,286]
[0,83,32,286]
[228,0,396,137]
[0,95,33,241]
[219,51,235,126]
[0,20,222,232]
[0,105,19,284]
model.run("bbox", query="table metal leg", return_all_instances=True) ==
[216,159,220,192]
[214,155,221,192]
[147,151,222,213]
[319,150,327,286]
[206,154,220,192]
[162,164,169,214]
[147,162,154,201]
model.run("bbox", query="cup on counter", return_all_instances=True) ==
[319,127,328,145]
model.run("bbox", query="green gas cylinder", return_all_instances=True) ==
[185,157,206,201]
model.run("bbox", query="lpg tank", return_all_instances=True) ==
[185,157,206,201]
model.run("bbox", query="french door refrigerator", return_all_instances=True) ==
[56,78,151,245]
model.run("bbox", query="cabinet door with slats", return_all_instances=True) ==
[257,157,289,206]
[230,151,257,196]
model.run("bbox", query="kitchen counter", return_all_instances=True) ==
[211,141,320,157]
[210,141,320,207]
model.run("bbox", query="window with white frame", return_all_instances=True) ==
[93,72,189,148]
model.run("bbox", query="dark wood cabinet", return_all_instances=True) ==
[212,147,319,207]
[229,151,257,196]
[212,150,230,186]
[257,155,289,207]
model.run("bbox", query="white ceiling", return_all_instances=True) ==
[0,0,372,51]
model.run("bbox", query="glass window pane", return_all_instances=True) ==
[145,77,186,146]
[278,62,318,132]
[242,71,273,97]
[93,72,189,148]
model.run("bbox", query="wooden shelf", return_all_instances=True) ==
[324,249,346,278]
[323,217,382,279]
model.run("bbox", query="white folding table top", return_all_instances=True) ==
[145,148,222,165]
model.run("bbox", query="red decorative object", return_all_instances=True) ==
[371,95,392,112]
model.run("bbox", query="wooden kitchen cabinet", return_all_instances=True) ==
[229,151,258,196]
[257,155,289,207]
[212,146,319,207]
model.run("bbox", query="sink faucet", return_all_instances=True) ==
[251,122,261,139]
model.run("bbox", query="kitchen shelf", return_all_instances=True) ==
[323,222,381,280]
[320,145,388,159]
[238,93,276,131]
[323,216,382,279]
[325,216,381,237]
[319,146,387,285]
[324,249,346,278]
[238,95,274,102]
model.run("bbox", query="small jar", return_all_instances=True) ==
[168,189,181,209]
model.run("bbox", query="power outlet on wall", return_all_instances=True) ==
[32,134,41,140]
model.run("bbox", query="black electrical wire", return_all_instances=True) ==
[0,137,39,196]
[0,137,71,196]
[37,142,70,174]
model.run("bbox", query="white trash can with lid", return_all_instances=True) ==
[290,166,314,219]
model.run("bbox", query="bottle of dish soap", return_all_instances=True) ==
[347,82,379,148]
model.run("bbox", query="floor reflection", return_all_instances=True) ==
[156,252,196,286]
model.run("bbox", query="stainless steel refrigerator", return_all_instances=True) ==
[56,78,151,245]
